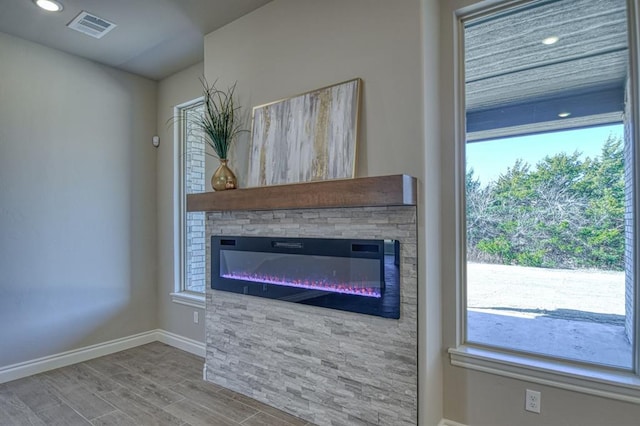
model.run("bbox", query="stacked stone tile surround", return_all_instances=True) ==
[624,78,634,341]
[205,206,418,426]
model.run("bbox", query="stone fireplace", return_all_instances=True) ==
[190,175,418,426]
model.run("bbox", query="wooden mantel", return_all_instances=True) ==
[187,174,417,212]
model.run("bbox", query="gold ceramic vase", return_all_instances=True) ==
[211,159,237,191]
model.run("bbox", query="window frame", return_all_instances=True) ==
[449,0,640,402]
[170,97,206,309]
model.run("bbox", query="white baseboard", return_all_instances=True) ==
[438,419,468,426]
[0,329,205,384]
[0,330,158,384]
[155,329,205,357]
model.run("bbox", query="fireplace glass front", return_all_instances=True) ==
[212,236,400,318]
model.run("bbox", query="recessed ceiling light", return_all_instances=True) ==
[542,36,559,45]
[34,0,63,12]
[558,112,571,118]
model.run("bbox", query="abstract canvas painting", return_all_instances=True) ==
[247,78,361,187]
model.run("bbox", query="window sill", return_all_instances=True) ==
[170,292,205,309]
[449,345,640,404]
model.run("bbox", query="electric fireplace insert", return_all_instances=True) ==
[212,236,400,319]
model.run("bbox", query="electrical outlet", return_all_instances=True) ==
[193,311,199,324]
[525,389,541,413]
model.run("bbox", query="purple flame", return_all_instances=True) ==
[221,272,382,298]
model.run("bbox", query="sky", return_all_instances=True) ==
[466,124,624,185]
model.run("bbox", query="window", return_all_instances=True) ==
[173,98,206,304]
[451,0,640,399]
[466,125,628,367]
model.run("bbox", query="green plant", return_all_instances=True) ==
[199,78,247,160]
[466,135,625,270]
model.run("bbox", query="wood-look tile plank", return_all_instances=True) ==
[45,363,120,394]
[163,399,237,426]
[49,384,116,420]
[101,387,182,426]
[116,357,188,388]
[170,377,225,395]
[240,411,303,426]
[90,410,138,426]
[254,403,311,426]
[171,380,258,423]
[0,385,46,425]
[7,376,64,414]
[156,354,205,382]
[111,371,184,408]
[82,356,131,378]
[218,388,309,426]
[35,403,92,426]
[167,362,203,382]
[156,347,203,365]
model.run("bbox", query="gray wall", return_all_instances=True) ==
[440,0,640,425]
[201,0,442,424]
[0,32,158,367]
[157,61,206,341]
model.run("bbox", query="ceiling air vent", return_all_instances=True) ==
[67,11,117,39]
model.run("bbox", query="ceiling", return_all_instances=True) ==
[465,0,628,140]
[0,0,272,80]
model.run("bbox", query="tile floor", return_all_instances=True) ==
[0,342,314,425]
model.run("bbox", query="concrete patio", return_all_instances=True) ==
[466,262,631,368]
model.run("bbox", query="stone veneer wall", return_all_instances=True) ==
[185,103,206,293]
[205,206,417,426]
[624,77,634,341]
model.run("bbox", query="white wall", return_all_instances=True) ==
[0,32,158,367]
[156,62,206,342]
[439,0,640,425]
[202,0,442,424]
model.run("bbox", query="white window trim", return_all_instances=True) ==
[170,291,205,309]
[449,0,640,403]
[449,346,640,404]
[172,97,206,307]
